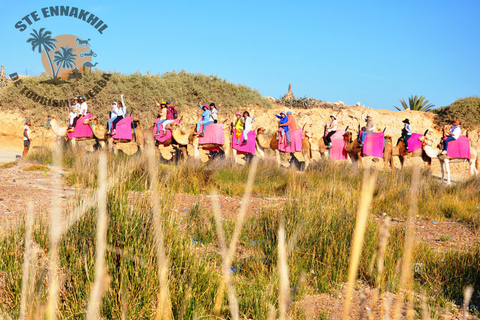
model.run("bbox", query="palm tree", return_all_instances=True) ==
[53,46,77,77]
[394,95,435,112]
[26,28,58,77]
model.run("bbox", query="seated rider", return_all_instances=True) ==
[195,104,211,137]
[240,111,255,146]
[107,101,118,135]
[325,114,337,149]
[209,102,221,123]
[401,118,412,151]
[153,97,167,135]
[68,97,79,129]
[234,112,243,144]
[275,111,289,144]
[111,94,126,135]
[358,112,375,147]
[280,111,297,147]
[442,119,461,155]
[159,100,179,137]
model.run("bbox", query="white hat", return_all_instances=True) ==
[366,114,372,118]
[330,114,336,119]
[112,102,117,106]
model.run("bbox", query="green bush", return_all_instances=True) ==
[434,96,480,129]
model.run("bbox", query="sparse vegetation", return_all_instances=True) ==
[0,161,16,169]
[394,95,435,112]
[1,147,479,319]
[434,96,480,129]
[23,164,49,172]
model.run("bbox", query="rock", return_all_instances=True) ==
[356,102,361,106]
[282,83,295,102]
[265,96,276,103]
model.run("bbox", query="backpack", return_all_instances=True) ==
[173,108,178,119]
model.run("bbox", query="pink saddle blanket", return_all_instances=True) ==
[198,123,225,145]
[361,131,384,157]
[112,116,132,140]
[328,130,347,160]
[278,129,303,153]
[405,133,424,152]
[446,136,471,159]
[154,119,180,143]
[232,129,255,155]
[68,113,92,139]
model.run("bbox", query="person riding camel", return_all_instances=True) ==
[325,114,337,149]
[70,96,87,131]
[107,101,118,135]
[280,111,297,147]
[159,100,179,137]
[275,111,289,144]
[153,97,167,135]
[442,119,461,155]
[359,112,375,147]
[400,118,412,151]
[68,97,79,129]
[195,104,211,137]
[234,112,243,144]
[111,94,126,135]
[209,102,221,123]
[240,111,255,146]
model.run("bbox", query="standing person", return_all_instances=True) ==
[195,104,211,137]
[442,120,461,155]
[23,120,32,158]
[233,112,243,144]
[358,112,375,147]
[160,100,179,136]
[280,111,297,147]
[107,101,118,135]
[240,111,255,146]
[111,94,126,135]
[325,114,337,149]
[401,118,412,151]
[275,111,289,144]
[209,102,221,123]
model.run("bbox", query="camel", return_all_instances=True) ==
[152,123,189,161]
[167,122,231,162]
[255,127,311,168]
[47,115,74,146]
[421,134,479,184]
[343,131,393,169]
[385,131,432,168]
[84,117,145,154]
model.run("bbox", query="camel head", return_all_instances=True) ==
[343,131,354,143]
[304,130,312,140]
[384,135,392,144]
[256,127,266,135]
[133,119,141,129]
[47,114,57,120]
[166,122,181,131]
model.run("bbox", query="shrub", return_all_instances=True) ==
[434,96,480,129]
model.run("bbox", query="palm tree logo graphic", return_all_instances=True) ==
[26,28,98,82]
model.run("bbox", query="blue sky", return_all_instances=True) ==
[1,0,479,110]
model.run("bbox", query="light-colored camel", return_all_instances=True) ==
[167,122,231,162]
[84,117,145,153]
[386,133,431,168]
[152,124,188,160]
[47,115,74,146]
[255,127,311,167]
[343,131,393,169]
[421,135,479,184]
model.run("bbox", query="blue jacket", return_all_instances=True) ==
[276,114,289,132]
[201,109,211,121]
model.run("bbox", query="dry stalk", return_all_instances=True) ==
[19,202,35,319]
[146,136,172,320]
[391,164,421,320]
[463,286,473,320]
[45,142,63,320]
[342,170,377,320]
[278,223,289,320]
[86,152,110,320]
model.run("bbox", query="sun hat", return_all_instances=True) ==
[402,118,410,124]
[287,111,292,115]
[112,102,117,106]
[166,101,171,104]
[161,101,166,105]
[280,111,286,115]
[236,112,241,116]
[366,114,372,118]
[330,114,336,119]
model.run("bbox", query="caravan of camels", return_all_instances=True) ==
[45,94,479,184]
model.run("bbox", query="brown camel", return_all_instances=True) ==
[385,132,431,168]
[47,115,70,146]
[343,131,392,169]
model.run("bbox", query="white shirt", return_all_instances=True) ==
[404,124,412,135]
[243,116,255,133]
[209,108,218,122]
[110,104,118,119]
[117,96,127,117]
[79,101,88,116]
[327,119,337,132]
[450,125,461,139]
[23,125,30,140]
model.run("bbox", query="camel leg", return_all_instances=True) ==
[445,159,451,184]
[275,149,281,166]
[440,160,445,183]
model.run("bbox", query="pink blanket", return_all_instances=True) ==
[361,131,384,158]
[329,130,347,160]
[112,116,132,140]
[232,129,256,155]
[154,119,180,143]
[68,113,92,139]
[446,136,471,159]
[198,123,225,145]
[278,129,303,153]
[406,133,424,152]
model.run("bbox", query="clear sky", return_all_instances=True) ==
[1,0,479,110]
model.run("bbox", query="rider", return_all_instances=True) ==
[195,104,211,137]
[325,114,337,149]
[107,101,118,135]
[234,112,243,144]
[111,94,126,135]
[68,97,79,129]
[240,111,255,146]
[358,112,375,147]
[70,96,87,131]
[280,111,297,147]
[160,100,179,137]
[153,97,167,135]
[275,111,289,144]
[442,119,461,155]
[401,118,412,151]
[209,103,221,123]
